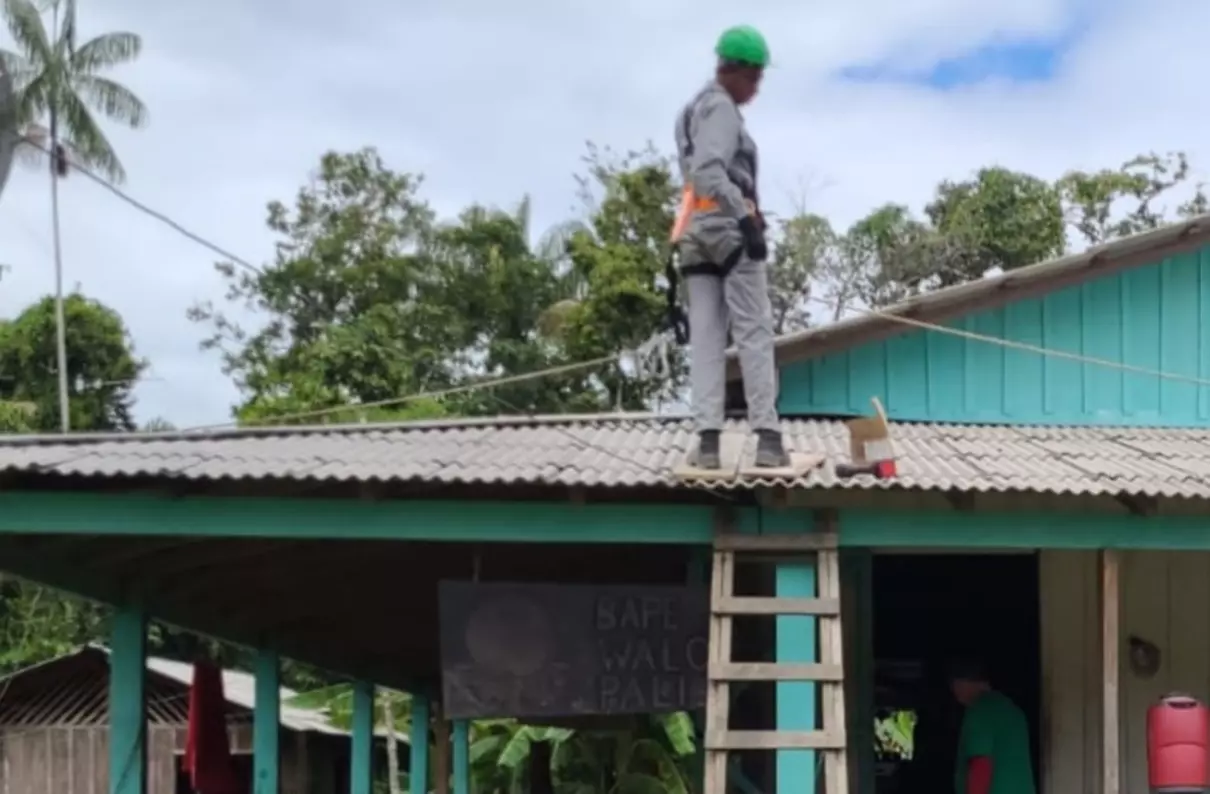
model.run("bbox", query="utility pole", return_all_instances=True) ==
[49,0,69,433]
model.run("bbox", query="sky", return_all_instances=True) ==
[0,0,1204,429]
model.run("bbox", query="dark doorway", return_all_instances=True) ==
[871,553,1040,794]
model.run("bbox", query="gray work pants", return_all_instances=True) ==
[683,255,780,433]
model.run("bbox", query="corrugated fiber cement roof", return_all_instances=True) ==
[1,413,1209,499]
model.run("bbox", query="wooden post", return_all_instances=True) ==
[774,551,818,794]
[687,545,710,794]
[432,705,451,794]
[253,650,281,794]
[841,550,874,794]
[409,695,431,794]
[452,720,470,794]
[109,605,147,794]
[295,732,312,794]
[1101,550,1121,794]
[350,682,374,794]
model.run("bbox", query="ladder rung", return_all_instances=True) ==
[714,533,838,552]
[713,596,840,616]
[705,730,846,751]
[709,662,844,682]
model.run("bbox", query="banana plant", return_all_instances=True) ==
[290,682,701,794]
[874,709,916,759]
[485,713,697,794]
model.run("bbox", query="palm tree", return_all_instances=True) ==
[0,59,16,198]
[0,0,147,432]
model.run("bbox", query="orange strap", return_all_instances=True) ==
[669,186,756,243]
[670,187,709,242]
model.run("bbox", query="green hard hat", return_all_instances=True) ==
[715,25,770,68]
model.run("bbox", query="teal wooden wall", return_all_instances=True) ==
[778,244,1210,426]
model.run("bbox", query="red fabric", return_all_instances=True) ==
[183,661,240,794]
[967,756,994,794]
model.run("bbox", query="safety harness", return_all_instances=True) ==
[663,97,760,345]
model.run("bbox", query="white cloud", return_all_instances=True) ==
[0,0,1201,428]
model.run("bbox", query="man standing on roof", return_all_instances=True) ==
[673,25,789,469]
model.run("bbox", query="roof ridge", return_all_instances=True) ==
[0,411,695,447]
[6,415,1210,449]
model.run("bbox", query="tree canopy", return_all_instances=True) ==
[189,145,687,424]
[0,0,148,182]
[189,144,1207,429]
[0,292,144,431]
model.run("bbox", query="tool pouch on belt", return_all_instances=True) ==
[664,188,763,344]
[676,196,762,278]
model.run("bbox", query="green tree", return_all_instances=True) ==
[1058,151,1206,245]
[475,714,696,794]
[544,143,684,411]
[844,203,942,308]
[193,146,685,424]
[925,166,1065,283]
[1,0,147,182]
[847,169,1065,308]
[2,0,148,431]
[189,148,455,424]
[426,201,583,417]
[0,578,106,673]
[0,398,34,431]
[838,154,1202,310]
[0,293,145,431]
[768,213,842,331]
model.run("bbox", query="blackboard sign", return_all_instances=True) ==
[438,581,709,720]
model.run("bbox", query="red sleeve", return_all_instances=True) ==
[967,756,993,794]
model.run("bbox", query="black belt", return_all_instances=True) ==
[678,243,745,278]
[663,244,744,345]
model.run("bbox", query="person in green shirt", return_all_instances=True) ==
[949,660,1036,794]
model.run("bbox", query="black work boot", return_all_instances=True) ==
[754,429,791,468]
[692,430,722,469]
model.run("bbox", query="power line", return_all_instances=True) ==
[182,353,626,432]
[19,137,264,277]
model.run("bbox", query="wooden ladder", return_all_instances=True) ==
[703,515,848,794]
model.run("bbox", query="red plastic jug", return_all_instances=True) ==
[1148,693,1209,794]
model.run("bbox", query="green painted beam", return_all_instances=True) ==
[254,650,281,794]
[0,492,721,542]
[351,681,375,794]
[839,509,1210,549]
[3,490,1209,549]
[109,605,146,794]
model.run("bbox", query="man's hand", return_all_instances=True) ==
[738,215,768,261]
